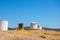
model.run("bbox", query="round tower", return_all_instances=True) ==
[0,20,8,30]
[30,22,38,29]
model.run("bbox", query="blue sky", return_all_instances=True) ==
[0,0,60,28]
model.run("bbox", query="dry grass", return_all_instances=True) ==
[0,30,60,40]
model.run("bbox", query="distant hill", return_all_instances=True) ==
[43,27,60,31]
[8,27,60,31]
[8,27,16,30]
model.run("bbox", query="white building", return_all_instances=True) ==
[0,20,8,30]
[38,25,42,30]
[30,22,38,29]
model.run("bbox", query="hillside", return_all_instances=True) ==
[8,27,60,31]
[0,30,60,40]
